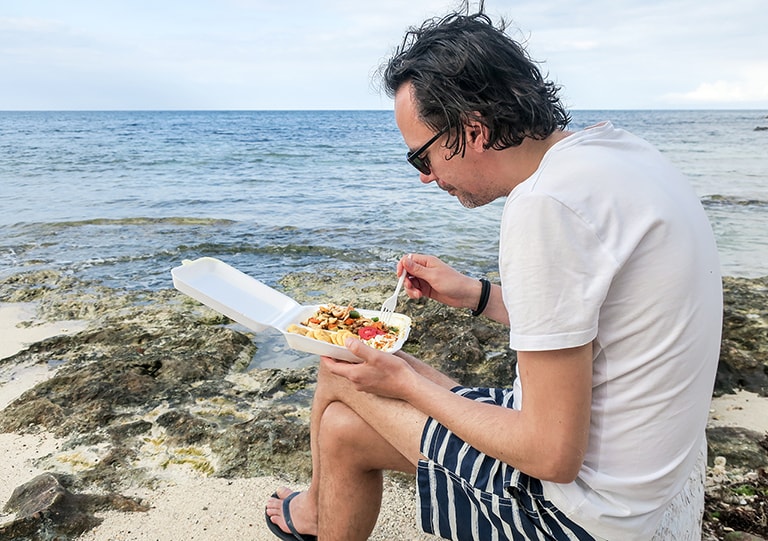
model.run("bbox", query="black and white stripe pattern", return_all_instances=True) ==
[417,387,595,541]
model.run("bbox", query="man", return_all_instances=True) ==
[266,7,722,541]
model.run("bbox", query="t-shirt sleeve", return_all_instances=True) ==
[499,193,618,351]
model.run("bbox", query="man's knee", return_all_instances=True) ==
[318,401,369,454]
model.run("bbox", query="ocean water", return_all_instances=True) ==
[1,110,767,295]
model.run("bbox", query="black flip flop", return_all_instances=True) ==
[265,492,318,541]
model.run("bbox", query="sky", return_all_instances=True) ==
[1,0,766,110]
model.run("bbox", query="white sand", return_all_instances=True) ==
[1,300,766,540]
[0,302,88,360]
[74,477,432,541]
[708,389,768,434]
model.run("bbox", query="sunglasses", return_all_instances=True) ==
[406,126,448,175]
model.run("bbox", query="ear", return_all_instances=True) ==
[464,117,489,153]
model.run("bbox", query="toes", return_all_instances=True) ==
[265,491,286,517]
[265,488,316,538]
[265,487,294,519]
[275,486,294,499]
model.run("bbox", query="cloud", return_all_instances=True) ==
[1,0,766,110]
[666,64,768,105]
[560,40,599,52]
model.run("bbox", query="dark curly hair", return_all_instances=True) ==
[381,6,570,158]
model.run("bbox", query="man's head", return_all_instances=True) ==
[382,9,569,161]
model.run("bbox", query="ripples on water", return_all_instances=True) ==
[1,110,766,291]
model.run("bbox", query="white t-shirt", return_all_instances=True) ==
[499,122,722,540]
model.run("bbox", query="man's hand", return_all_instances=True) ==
[398,253,478,309]
[320,337,419,401]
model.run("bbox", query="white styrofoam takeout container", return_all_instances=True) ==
[171,257,411,363]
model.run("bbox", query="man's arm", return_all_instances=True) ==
[399,254,510,325]
[333,340,593,482]
[477,282,509,325]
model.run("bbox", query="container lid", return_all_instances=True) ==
[171,257,301,332]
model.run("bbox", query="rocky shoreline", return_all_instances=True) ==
[0,268,766,540]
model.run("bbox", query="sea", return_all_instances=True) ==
[1,110,767,295]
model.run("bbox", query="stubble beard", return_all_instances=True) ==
[456,189,496,209]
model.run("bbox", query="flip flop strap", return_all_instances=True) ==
[282,492,304,541]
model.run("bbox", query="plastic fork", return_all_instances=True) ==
[379,271,406,325]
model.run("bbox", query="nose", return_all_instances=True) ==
[419,171,436,184]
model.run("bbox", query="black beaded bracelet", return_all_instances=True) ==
[471,278,491,317]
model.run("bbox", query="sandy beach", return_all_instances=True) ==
[0,302,434,540]
[1,301,767,540]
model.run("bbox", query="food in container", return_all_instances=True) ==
[286,303,405,351]
[171,257,411,363]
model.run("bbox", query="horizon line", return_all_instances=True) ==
[1,107,767,113]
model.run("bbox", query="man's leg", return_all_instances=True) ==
[266,354,458,540]
[316,400,417,539]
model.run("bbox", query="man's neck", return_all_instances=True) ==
[500,130,570,189]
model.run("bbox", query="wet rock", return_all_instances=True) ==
[256,366,319,398]
[156,409,216,446]
[107,419,153,441]
[724,533,767,541]
[1,398,66,432]
[1,269,768,539]
[0,472,147,541]
[718,276,768,396]
[212,408,313,480]
[0,323,253,436]
[707,427,768,469]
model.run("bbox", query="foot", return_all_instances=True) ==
[265,487,318,539]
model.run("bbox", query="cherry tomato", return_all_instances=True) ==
[358,326,385,340]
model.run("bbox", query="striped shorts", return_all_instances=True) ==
[416,387,595,541]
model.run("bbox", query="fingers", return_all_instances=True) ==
[320,341,372,390]
[320,338,373,376]
[401,252,431,274]
[402,276,423,299]
[322,342,414,400]
[400,253,432,299]
[344,337,374,361]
